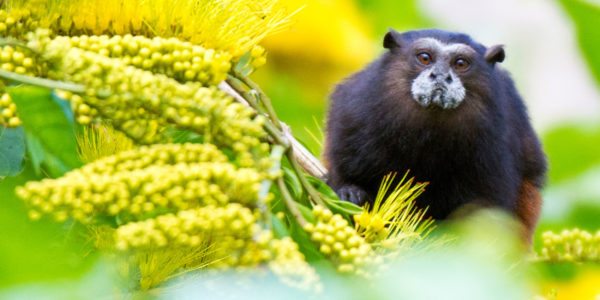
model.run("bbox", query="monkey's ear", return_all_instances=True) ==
[485,45,505,63]
[383,30,403,49]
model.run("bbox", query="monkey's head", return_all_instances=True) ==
[382,29,505,110]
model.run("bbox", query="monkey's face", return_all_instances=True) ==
[383,30,505,111]
[409,38,478,109]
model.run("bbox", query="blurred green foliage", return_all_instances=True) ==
[260,73,326,155]
[0,165,95,288]
[0,87,92,288]
[0,126,25,177]
[543,124,600,185]
[355,0,430,34]
[559,0,600,85]
[537,0,600,240]
[162,210,532,300]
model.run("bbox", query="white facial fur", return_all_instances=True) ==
[410,38,473,109]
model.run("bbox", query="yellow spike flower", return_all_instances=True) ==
[354,173,434,251]
[5,0,298,57]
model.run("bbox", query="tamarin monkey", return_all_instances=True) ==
[325,29,547,243]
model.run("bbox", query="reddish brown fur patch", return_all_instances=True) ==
[516,181,542,245]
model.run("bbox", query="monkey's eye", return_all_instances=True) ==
[453,58,471,71]
[416,52,432,65]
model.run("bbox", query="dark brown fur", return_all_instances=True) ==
[325,29,547,242]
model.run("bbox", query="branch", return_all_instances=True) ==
[219,80,328,180]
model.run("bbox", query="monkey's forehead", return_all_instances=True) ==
[412,38,477,56]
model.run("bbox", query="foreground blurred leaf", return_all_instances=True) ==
[559,0,600,85]
[0,263,118,300]
[0,164,95,287]
[0,126,25,177]
[543,123,600,184]
[163,210,531,300]
[9,86,81,177]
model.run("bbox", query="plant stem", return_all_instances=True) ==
[287,150,326,206]
[277,176,307,227]
[0,38,42,57]
[224,74,327,179]
[0,69,86,93]
[235,72,282,130]
[222,79,289,147]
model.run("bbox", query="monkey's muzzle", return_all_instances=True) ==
[411,68,466,110]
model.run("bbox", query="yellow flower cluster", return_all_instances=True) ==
[249,45,268,69]
[5,0,295,57]
[51,35,232,86]
[268,237,322,291]
[0,92,20,127]
[539,229,600,263]
[0,8,38,39]
[0,45,42,76]
[115,203,259,250]
[76,143,228,175]
[41,42,266,151]
[304,206,377,275]
[16,145,264,223]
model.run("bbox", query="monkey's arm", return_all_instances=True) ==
[336,184,371,205]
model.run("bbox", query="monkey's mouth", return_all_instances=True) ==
[415,88,462,110]
[411,72,467,110]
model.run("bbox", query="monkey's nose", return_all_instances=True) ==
[429,72,453,84]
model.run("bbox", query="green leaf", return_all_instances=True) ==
[234,51,255,77]
[559,0,600,85]
[9,86,81,177]
[307,175,337,199]
[24,132,45,175]
[0,126,25,177]
[324,198,363,217]
[282,166,305,203]
[0,163,96,287]
[297,203,316,224]
[543,123,600,184]
[270,214,290,239]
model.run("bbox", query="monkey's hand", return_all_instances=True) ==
[336,185,370,206]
